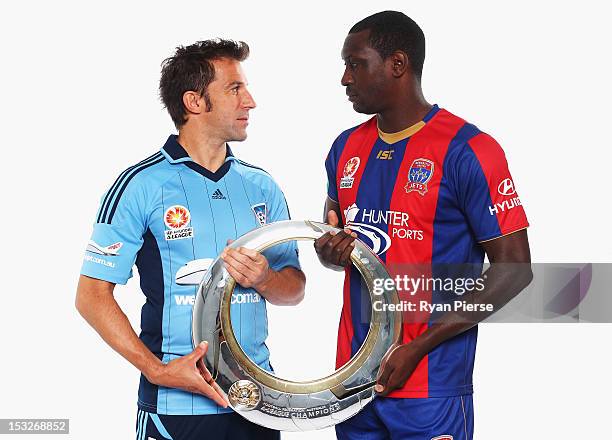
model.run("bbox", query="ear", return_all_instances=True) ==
[389,51,409,78]
[182,90,205,116]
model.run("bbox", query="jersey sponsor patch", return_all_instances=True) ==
[344,202,424,255]
[175,258,213,285]
[164,205,194,241]
[488,196,523,216]
[340,157,360,189]
[497,178,516,196]
[86,240,123,256]
[344,203,392,255]
[431,436,453,440]
[405,158,434,195]
[251,203,267,226]
[489,178,522,216]
[489,177,523,215]
[174,292,261,306]
[83,254,115,268]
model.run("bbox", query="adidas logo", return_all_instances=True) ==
[211,189,226,200]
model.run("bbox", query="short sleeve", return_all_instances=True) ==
[80,180,147,284]
[455,133,529,242]
[325,142,339,202]
[261,180,301,272]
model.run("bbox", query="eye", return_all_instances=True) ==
[344,60,358,71]
[231,86,240,95]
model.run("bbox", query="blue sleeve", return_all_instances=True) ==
[261,179,301,272]
[80,180,147,284]
[325,142,339,202]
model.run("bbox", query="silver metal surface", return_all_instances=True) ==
[192,220,401,431]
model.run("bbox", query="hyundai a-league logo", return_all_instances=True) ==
[164,205,194,241]
[340,157,360,189]
[252,203,267,227]
[405,158,434,195]
[164,205,191,229]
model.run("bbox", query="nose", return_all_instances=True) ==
[341,66,353,87]
[242,88,257,109]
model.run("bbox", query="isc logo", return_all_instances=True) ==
[377,150,394,160]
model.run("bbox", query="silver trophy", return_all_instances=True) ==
[188,220,401,431]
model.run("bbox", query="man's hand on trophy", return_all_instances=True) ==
[314,210,357,269]
[374,342,426,396]
[221,246,272,290]
[146,341,229,407]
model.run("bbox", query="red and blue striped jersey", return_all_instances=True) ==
[325,105,529,398]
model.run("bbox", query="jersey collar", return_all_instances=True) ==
[160,135,236,182]
[161,134,235,163]
[377,104,440,144]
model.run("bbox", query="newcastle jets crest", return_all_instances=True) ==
[405,158,434,196]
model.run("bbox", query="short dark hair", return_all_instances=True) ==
[350,11,425,80]
[159,39,250,128]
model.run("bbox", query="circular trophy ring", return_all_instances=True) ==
[192,220,401,431]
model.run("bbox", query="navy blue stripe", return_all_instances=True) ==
[284,195,292,220]
[105,156,165,224]
[422,104,440,122]
[431,121,485,265]
[185,160,231,182]
[162,135,233,161]
[98,153,163,224]
[97,151,159,223]
[235,159,273,177]
[349,137,409,356]
[135,228,164,413]
[439,122,481,207]
[428,122,483,393]
[100,152,162,223]
[98,152,162,223]
[233,159,292,217]
[97,152,161,223]
[326,126,360,202]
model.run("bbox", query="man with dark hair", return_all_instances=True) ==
[159,40,250,128]
[76,39,305,440]
[315,11,532,440]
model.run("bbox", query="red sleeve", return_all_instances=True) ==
[458,133,529,241]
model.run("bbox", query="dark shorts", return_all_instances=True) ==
[335,396,473,440]
[136,409,280,440]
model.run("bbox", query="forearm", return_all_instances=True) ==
[256,267,305,306]
[410,263,533,356]
[75,278,163,380]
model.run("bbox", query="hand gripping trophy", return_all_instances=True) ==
[185,220,401,431]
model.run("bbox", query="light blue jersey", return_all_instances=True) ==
[81,135,300,415]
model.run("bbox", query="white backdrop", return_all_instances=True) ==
[1,0,611,439]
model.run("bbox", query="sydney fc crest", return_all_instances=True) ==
[252,203,267,227]
[405,158,434,195]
